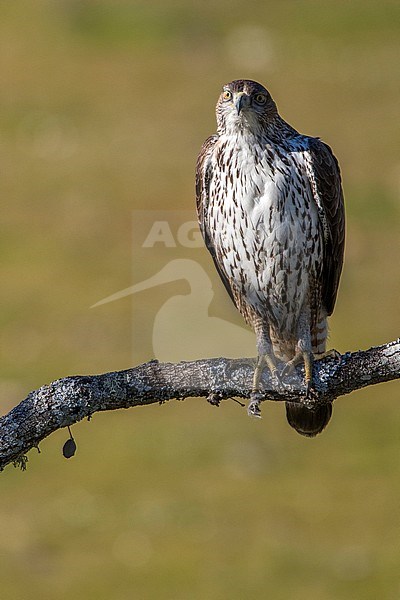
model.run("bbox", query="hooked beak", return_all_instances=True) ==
[234,92,249,114]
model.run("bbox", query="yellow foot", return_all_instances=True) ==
[248,352,279,418]
[251,352,281,392]
[282,351,313,397]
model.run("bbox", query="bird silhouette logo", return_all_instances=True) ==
[92,258,255,362]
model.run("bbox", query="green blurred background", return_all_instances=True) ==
[1,1,399,598]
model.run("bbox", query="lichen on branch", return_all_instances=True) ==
[0,339,399,471]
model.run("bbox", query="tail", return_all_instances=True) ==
[285,402,332,437]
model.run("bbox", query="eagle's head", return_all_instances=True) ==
[216,79,278,135]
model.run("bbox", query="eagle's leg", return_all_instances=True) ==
[248,353,278,417]
[248,320,278,417]
[282,350,314,395]
[281,309,313,393]
[252,352,278,391]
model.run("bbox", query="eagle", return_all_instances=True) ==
[196,79,345,437]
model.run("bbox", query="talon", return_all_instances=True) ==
[248,392,263,418]
[281,361,295,378]
[281,353,303,378]
[282,350,314,394]
[305,381,319,402]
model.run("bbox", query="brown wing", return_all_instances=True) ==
[307,138,345,315]
[195,134,236,305]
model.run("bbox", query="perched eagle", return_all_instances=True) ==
[196,79,345,436]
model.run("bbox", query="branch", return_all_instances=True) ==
[1,339,399,471]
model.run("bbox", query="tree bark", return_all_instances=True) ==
[1,339,399,471]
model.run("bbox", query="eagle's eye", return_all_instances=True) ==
[254,93,267,105]
[222,90,232,101]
